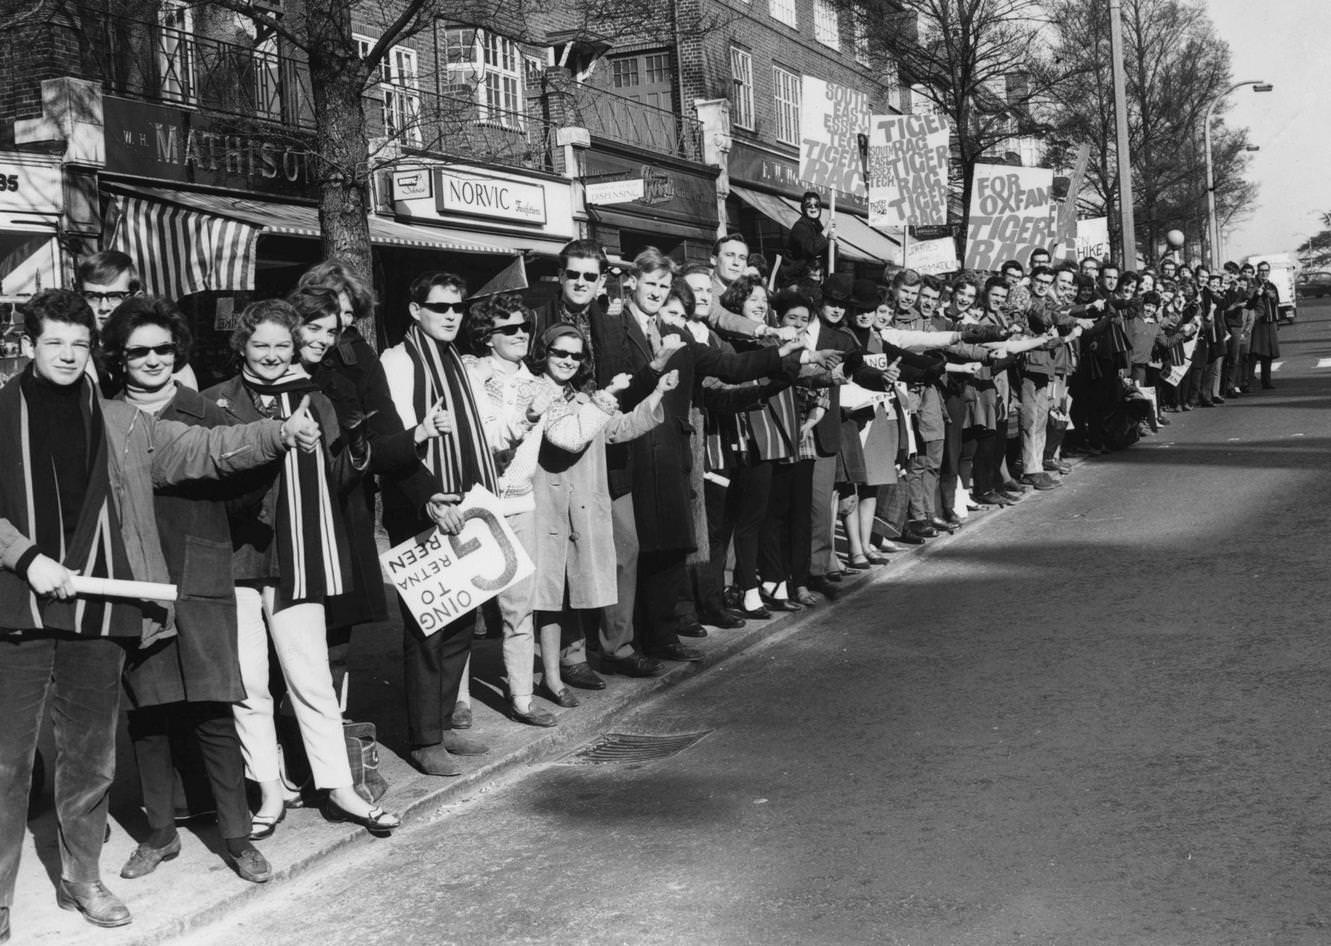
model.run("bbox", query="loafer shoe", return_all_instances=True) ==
[410,744,463,777]
[893,530,926,545]
[449,702,473,730]
[698,610,745,630]
[226,847,273,884]
[649,642,704,662]
[57,880,131,928]
[599,651,666,677]
[1020,473,1060,491]
[677,622,709,638]
[441,731,489,756]
[928,517,958,533]
[738,604,772,619]
[120,835,181,879]
[536,682,580,707]
[508,702,558,727]
[906,521,939,538]
[1003,479,1033,493]
[560,662,606,690]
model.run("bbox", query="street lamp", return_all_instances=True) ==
[1205,81,1272,265]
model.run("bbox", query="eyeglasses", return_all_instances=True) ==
[489,321,533,337]
[563,269,600,283]
[546,348,585,362]
[418,301,463,315]
[123,343,176,361]
[83,290,132,305]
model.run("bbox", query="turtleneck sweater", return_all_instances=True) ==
[20,369,88,550]
[124,380,177,415]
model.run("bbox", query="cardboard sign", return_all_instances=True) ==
[866,114,950,228]
[799,77,869,199]
[380,486,534,636]
[907,236,960,275]
[1075,216,1111,263]
[964,165,1055,272]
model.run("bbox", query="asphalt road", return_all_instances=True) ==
[188,300,1331,946]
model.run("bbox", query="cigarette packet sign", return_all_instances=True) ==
[963,165,1055,271]
[867,114,950,228]
[380,486,533,635]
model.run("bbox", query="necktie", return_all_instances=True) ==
[643,315,661,355]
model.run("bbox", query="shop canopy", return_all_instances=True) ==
[730,185,902,267]
[103,184,530,301]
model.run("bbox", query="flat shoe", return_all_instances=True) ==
[648,642,704,662]
[248,807,286,841]
[598,651,666,677]
[449,702,473,730]
[738,604,771,619]
[560,662,606,690]
[677,622,709,638]
[508,703,558,727]
[847,556,873,570]
[824,571,844,583]
[536,683,580,707]
[410,744,463,777]
[441,731,489,756]
[322,800,402,836]
[226,848,272,884]
[57,880,131,928]
[863,550,889,565]
[120,835,181,879]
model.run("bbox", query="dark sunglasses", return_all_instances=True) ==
[83,290,132,305]
[563,269,600,283]
[123,343,176,361]
[488,321,533,337]
[418,301,463,315]
[546,347,585,362]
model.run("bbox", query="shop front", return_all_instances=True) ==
[582,144,719,265]
[0,152,62,383]
[726,141,902,279]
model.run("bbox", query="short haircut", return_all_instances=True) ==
[920,275,943,294]
[983,275,1009,296]
[680,262,713,280]
[891,268,922,289]
[76,250,139,291]
[297,259,376,321]
[230,298,299,356]
[631,246,677,278]
[950,275,979,296]
[1030,265,1055,280]
[711,231,748,256]
[558,238,608,273]
[1028,247,1050,263]
[665,280,696,315]
[771,286,813,318]
[100,296,193,383]
[1000,259,1024,275]
[21,289,97,342]
[465,291,532,356]
[1100,263,1120,276]
[287,285,343,325]
[719,274,767,316]
[409,272,467,305]
[1141,291,1162,307]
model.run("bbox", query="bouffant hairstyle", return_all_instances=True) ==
[529,324,592,390]
[719,274,768,319]
[464,292,533,356]
[297,259,375,323]
[287,285,343,326]
[100,295,192,383]
[229,298,299,356]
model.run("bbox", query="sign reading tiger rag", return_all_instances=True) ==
[866,114,950,229]
[799,76,869,199]
[963,165,1056,272]
[380,486,534,636]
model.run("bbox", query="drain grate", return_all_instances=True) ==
[557,731,712,766]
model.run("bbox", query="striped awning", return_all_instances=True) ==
[102,184,528,300]
[106,190,259,300]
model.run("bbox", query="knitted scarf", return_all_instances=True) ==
[240,367,351,608]
[402,324,497,495]
[0,367,138,637]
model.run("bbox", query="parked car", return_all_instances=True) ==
[1297,270,1331,299]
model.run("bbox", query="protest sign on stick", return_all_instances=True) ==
[800,77,869,200]
[866,114,951,230]
[963,165,1056,272]
[380,485,534,636]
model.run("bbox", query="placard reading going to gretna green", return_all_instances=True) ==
[380,486,533,636]
[800,77,869,199]
[964,165,1056,272]
[866,114,950,229]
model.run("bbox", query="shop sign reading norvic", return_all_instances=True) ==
[435,170,547,225]
[0,156,62,216]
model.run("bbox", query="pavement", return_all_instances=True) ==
[14,301,1328,945]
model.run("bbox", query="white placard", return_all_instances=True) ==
[907,236,960,275]
[379,486,533,636]
[585,178,646,205]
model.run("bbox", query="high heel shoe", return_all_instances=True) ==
[321,798,401,836]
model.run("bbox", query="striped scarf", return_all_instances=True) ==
[0,368,138,637]
[403,324,497,495]
[241,368,351,608]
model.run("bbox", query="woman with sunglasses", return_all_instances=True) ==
[99,297,274,884]
[204,300,403,839]
[527,324,676,701]
[458,294,559,725]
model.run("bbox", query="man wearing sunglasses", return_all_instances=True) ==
[76,251,198,392]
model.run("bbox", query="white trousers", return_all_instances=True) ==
[232,585,352,790]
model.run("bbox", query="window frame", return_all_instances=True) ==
[813,0,841,49]
[768,0,797,28]
[730,46,755,131]
[772,64,801,146]
[355,34,423,146]
[156,1,197,105]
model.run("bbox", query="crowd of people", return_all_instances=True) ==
[0,216,1286,939]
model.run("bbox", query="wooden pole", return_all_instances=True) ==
[827,191,837,272]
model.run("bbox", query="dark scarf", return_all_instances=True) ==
[0,367,138,637]
[402,324,497,496]
[240,368,351,608]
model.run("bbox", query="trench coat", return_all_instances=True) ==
[530,393,663,611]
[118,386,247,707]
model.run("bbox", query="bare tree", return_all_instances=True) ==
[1047,0,1256,262]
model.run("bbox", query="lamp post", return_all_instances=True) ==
[1108,0,1136,266]
[1205,81,1272,266]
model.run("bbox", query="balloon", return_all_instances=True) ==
[1166,229,1185,248]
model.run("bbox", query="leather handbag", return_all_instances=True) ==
[343,719,388,804]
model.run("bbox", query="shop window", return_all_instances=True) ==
[769,0,797,28]
[157,1,197,104]
[356,36,422,146]
[814,0,841,49]
[772,65,800,146]
[730,46,754,130]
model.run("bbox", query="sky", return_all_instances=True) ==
[1203,0,1331,260]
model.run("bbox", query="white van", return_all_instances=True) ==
[1244,253,1299,321]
